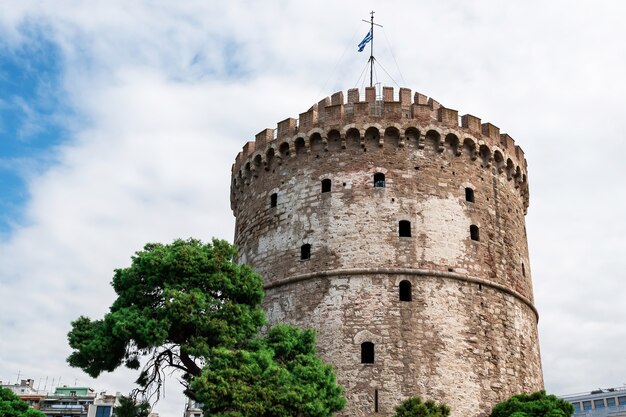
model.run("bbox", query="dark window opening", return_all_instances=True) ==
[301,244,311,260]
[374,389,379,413]
[270,193,277,208]
[399,280,412,301]
[470,225,480,241]
[374,172,385,188]
[361,342,374,364]
[399,220,411,237]
[321,179,331,193]
[465,187,475,202]
[521,262,526,277]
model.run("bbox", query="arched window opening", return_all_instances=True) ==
[399,220,411,237]
[321,179,331,193]
[522,262,526,277]
[270,193,277,208]
[374,172,386,188]
[470,225,480,241]
[465,187,475,202]
[361,342,374,364]
[399,280,412,302]
[301,244,311,260]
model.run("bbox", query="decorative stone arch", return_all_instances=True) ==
[363,124,382,148]
[383,125,401,148]
[327,129,342,151]
[463,137,478,160]
[252,154,263,177]
[278,141,290,160]
[514,166,522,188]
[404,126,420,149]
[309,131,324,154]
[345,126,361,149]
[444,132,460,156]
[265,147,276,171]
[294,136,307,156]
[506,158,515,180]
[493,149,505,173]
[424,129,441,152]
[479,144,492,168]
[353,329,382,346]
[244,162,252,182]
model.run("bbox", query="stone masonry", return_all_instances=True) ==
[230,86,543,417]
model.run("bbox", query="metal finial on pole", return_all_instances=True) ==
[362,11,382,88]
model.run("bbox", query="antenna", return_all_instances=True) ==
[362,11,383,88]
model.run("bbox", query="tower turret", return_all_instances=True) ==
[230,86,542,417]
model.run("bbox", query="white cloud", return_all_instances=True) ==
[1,1,626,415]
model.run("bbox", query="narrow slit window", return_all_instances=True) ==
[321,179,331,193]
[270,193,277,208]
[300,244,311,260]
[399,280,412,301]
[361,342,374,364]
[374,172,386,188]
[521,262,526,277]
[399,220,411,237]
[465,187,475,202]
[470,225,480,241]
[374,389,379,413]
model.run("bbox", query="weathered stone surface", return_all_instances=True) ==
[230,87,541,417]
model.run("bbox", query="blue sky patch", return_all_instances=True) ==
[0,28,69,236]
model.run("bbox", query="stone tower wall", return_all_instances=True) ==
[230,87,543,417]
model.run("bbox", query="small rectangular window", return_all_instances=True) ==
[583,401,592,411]
[470,225,480,241]
[301,244,311,260]
[618,396,626,405]
[321,179,331,193]
[594,399,605,408]
[573,403,581,413]
[374,173,385,188]
[270,193,277,208]
[465,187,474,202]
[361,342,374,364]
[607,397,616,407]
[399,220,411,237]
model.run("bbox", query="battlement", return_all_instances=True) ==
[231,86,529,212]
[234,86,526,166]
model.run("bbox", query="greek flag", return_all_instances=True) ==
[357,31,372,52]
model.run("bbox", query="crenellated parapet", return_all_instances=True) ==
[230,86,530,213]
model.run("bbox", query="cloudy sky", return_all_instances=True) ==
[1,0,625,415]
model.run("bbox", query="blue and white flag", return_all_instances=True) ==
[357,31,372,52]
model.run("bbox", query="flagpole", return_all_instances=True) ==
[362,11,382,88]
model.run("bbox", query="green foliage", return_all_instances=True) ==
[490,390,574,417]
[113,396,151,417]
[0,387,45,417]
[392,396,450,417]
[67,238,266,398]
[67,238,345,416]
[193,324,346,417]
